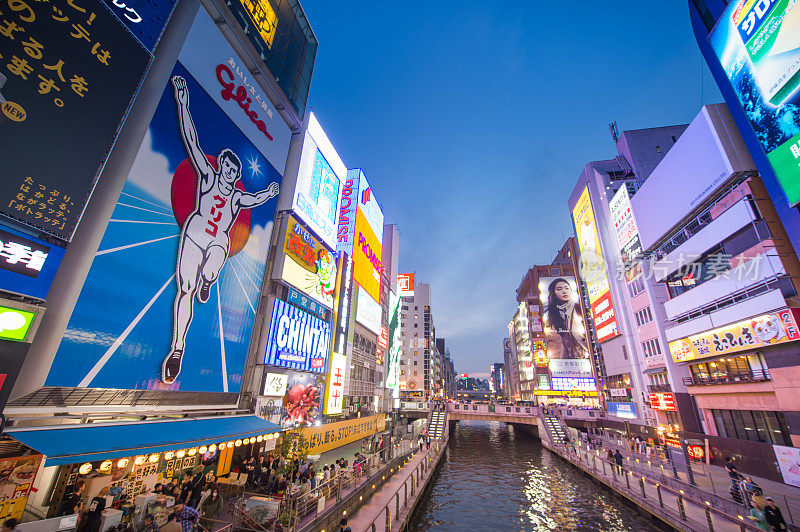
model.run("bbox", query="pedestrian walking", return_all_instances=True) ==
[200,487,222,530]
[749,496,770,531]
[606,449,614,462]
[763,497,788,530]
[614,449,624,473]
[425,435,430,450]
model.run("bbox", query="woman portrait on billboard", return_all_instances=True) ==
[543,277,588,359]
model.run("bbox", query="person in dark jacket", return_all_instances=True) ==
[188,468,206,508]
[613,450,624,473]
[179,472,193,504]
[200,487,223,530]
[764,497,788,530]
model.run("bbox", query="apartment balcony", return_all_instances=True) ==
[647,383,672,393]
[682,368,770,386]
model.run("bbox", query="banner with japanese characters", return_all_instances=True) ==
[669,309,800,363]
[46,9,289,393]
[0,0,152,240]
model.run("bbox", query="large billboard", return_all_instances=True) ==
[609,186,643,269]
[275,214,336,309]
[572,187,619,343]
[397,273,415,297]
[355,285,381,335]
[264,298,330,373]
[538,276,588,360]
[384,291,402,398]
[710,0,800,206]
[335,169,383,254]
[46,10,290,393]
[0,0,153,240]
[0,222,65,300]
[669,309,800,363]
[353,208,382,303]
[291,113,346,250]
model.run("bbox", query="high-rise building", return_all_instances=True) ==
[630,104,800,459]
[398,282,443,400]
[568,124,687,435]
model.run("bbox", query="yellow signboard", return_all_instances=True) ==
[300,414,386,455]
[353,208,382,303]
[669,309,800,363]
[0,455,42,521]
[239,0,278,48]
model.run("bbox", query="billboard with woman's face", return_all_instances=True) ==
[538,276,588,360]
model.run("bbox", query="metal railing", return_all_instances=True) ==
[647,383,673,393]
[683,368,770,386]
[552,440,767,532]
[365,413,449,531]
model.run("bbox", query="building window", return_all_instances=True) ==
[628,275,645,297]
[689,354,768,384]
[414,361,418,365]
[712,409,791,446]
[635,307,654,326]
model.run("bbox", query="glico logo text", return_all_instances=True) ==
[358,231,382,272]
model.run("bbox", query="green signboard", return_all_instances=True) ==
[0,306,35,342]
[710,0,800,206]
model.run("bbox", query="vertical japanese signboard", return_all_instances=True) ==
[0,0,155,240]
[572,187,619,343]
[45,9,289,393]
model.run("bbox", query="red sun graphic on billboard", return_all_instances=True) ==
[170,156,252,257]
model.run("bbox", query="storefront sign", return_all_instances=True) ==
[571,187,619,342]
[0,223,65,300]
[0,0,151,240]
[649,392,677,411]
[0,306,35,342]
[537,374,550,390]
[609,387,628,397]
[264,299,330,373]
[669,309,800,363]
[0,455,42,521]
[353,208,382,303]
[300,414,386,455]
[278,215,336,309]
[645,353,666,370]
[607,402,637,419]
[285,286,327,320]
[263,372,288,396]
[255,395,284,425]
[397,273,414,296]
[687,444,705,461]
[549,359,592,378]
[45,9,286,393]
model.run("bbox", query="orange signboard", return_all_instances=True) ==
[353,208,382,303]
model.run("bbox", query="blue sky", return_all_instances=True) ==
[301,1,722,374]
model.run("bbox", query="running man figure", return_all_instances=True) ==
[162,76,279,384]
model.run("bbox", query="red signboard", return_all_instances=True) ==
[687,445,705,461]
[649,392,677,411]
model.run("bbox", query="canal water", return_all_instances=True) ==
[409,420,666,531]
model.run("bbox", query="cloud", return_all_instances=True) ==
[127,129,175,206]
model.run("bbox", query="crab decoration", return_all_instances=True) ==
[283,384,319,427]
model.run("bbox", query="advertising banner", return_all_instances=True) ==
[255,395,283,425]
[0,454,42,522]
[355,171,384,240]
[649,392,677,411]
[353,208,382,303]
[99,0,177,52]
[281,370,324,428]
[538,276,588,360]
[385,291,402,397]
[355,285,381,335]
[0,307,35,342]
[571,187,619,342]
[669,309,800,363]
[264,298,330,373]
[0,0,151,240]
[774,444,800,488]
[549,358,592,378]
[0,223,65,300]
[335,169,360,252]
[299,414,386,455]
[291,113,345,250]
[323,351,346,415]
[0,339,29,412]
[609,186,643,267]
[710,0,800,205]
[46,10,287,393]
[551,377,596,392]
[397,273,415,297]
[277,214,336,309]
[607,402,637,419]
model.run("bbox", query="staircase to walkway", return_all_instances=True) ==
[428,409,446,440]
[543,415,567,443]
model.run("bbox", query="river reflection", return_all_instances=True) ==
[409,420,665,531]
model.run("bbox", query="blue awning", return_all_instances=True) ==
[7,415,282,466]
